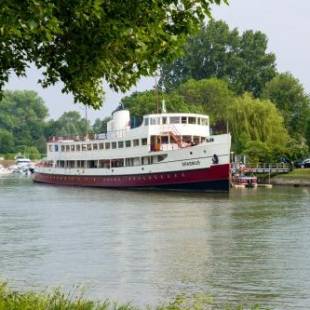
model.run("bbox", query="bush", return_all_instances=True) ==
[0,283,270,310]
[3,153,16,160]
[23,146,42,160]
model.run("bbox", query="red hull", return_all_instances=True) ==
[33,164,230,192]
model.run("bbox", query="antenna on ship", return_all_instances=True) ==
[154,69,165,114]
[85,105,88,139]
[154,74,159,114]
[162,99,167,113]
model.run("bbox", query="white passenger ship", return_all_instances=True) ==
[33,108,231,191]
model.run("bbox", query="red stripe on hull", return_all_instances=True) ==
[33,164,230,191]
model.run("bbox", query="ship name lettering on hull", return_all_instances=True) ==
[182,160,200,167]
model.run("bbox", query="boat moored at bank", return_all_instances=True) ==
[33,108,231,191]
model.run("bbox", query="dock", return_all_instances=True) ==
[243,163,290,174]
[231,163,291,189]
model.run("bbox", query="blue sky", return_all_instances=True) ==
[5,0,310,121]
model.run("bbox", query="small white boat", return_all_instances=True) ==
[11,157,35,176]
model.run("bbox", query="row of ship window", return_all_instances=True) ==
[49,138,148,152]
[43,154,168,169]
[144,116,208,126]
[48,136,212,153]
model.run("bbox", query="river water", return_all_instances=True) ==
[0,176,309,309]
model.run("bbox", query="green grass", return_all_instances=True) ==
[279,168,310,179]
[0,282,270,310]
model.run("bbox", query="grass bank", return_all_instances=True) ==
[278,168,310,179]
[271,168,310,186]
[0,282,268,310]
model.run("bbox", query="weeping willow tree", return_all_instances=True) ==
[227,93,289,162]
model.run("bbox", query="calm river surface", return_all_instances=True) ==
[0,176,309,309]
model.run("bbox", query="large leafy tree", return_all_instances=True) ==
[0,129,14,153]
[122,78,233,129]
[93,117,111,134]
[1,0,227,108]
[261,72,310,140]
[159,20,276,97]
[0,90,48,154]
[227,93,289,161]
[305,118,310,150]
[121,90,204,120]
[45,111,91,137]
[176,78,234,126]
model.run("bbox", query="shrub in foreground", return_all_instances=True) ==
[0,282,270,310]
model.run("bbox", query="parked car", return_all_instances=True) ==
[295,158,310,168]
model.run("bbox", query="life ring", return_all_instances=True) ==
[212,154,219,164]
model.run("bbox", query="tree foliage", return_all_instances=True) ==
[261,72,310,140]
[121,78,233,124]
[227,93,289,159]
[23,146,42,160]
[176,78,234,125]
[121,90,204,119]
[159,20,276,97]
[1,0,227,108]
[305,118,310,150]
[93,117,111,134]
[45,111,91,138]
[0,128,14,153]
[0,90,48,154]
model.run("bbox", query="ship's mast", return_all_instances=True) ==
[155,75,160,114]
[85,105,88,138]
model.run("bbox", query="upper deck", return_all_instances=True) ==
[46,111,214,160]
[48,111,210,142]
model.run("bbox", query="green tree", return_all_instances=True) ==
[305,117,310,150]
[1,0,227,108]
[93,117,111,134]
[0,90,48,154]
[243,140,272,163]
[261,72,310,140]
[227,93,289,161]
[176,78,234,126]
[121,90,204,119]
[23,146,41,160]
[159,20,276,97]
[45,111,91,137]
[121,78,233,132]
[0,128,14,154]
[285,140,309,161]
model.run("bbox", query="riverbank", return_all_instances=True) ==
[0,282,265,310]
[271,168,310,186]
[0,160,14,168]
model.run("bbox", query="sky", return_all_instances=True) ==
[5,0,310,122]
